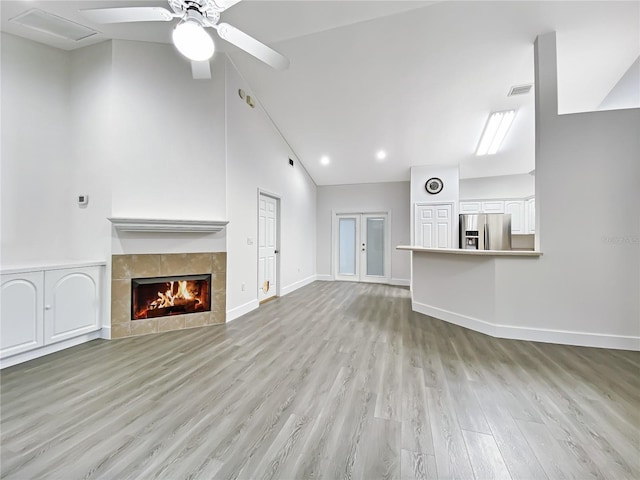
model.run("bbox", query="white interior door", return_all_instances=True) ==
[414,203,453,248]
[258,193,278,302]
[335,213,389,283]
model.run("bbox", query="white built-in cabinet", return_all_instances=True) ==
[459,201,482,214]
[414,204,453,248]
[504,200,526,234]
[480,201,505,214]
[0,272,44,358]
[1,265,103,361]
[526,197,535,234]
[459,198,535,234]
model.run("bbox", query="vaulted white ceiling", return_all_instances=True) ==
[2,1,638,185]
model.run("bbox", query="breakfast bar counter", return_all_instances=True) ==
[397,245,545,342]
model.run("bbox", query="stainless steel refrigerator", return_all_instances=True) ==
[459,214,512,250]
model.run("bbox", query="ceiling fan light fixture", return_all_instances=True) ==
[172,17,214,61]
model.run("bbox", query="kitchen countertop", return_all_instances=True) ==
[396,246,542,257]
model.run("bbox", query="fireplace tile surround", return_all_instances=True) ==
[111,252,226,339]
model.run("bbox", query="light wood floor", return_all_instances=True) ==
[1,281,638,479]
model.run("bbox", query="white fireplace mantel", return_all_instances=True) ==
[108,217,228,233]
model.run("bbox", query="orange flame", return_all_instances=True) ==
[148,281,197,310]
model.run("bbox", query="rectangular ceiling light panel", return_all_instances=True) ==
[10,9,99,42]
[476,110,517,156]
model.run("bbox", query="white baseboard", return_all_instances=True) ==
[226,299,259,323]
[413,302,496,336]
[412,301,640,351]
[281,275,317,296]
[1,330,103,369]
[101,325,111,340]
[316,275,408,286]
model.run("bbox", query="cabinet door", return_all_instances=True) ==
[504,200,525,234]
[459,201,481,214]
[1,272,44,358]
[44,267,101,345]
[415,204,453,248]
[527,198,536,233]
[481,201,505,213]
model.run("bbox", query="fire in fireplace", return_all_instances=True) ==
[131,274,211,320]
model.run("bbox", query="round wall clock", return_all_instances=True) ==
[425,177,443,194]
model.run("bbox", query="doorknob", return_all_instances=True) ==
[274,250,279,254]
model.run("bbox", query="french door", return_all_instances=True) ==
[335,213,389,283]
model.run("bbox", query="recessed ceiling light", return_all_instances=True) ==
[320,155,330,166]
[376,150,387,161]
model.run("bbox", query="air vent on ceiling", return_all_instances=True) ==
[10,9,99,42]
[508,84,533,96]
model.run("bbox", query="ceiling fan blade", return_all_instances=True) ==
[80,7,176,24]
[191,60,212,80]
[210,0,243,13]
[216,23,290,70]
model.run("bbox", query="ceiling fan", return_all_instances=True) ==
[80,0,290,79]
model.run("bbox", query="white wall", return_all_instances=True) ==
[107,40,227,256]
[109,40,226,223]
[225,59,317,319]
[499,31,640,341]
[599,56,640,111]
[459,173,534,200]
[410,32,639,349]
[410,165,459,246]
[1,33,73,265]
[316,182,410,284]
[68,41,114,262]
[410,165,459,205]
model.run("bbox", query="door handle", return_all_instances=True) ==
[274,250,279,254]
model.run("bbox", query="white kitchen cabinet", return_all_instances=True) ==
[526,198,536,233]
[504,200,525,234]
[44,267,101,345]
[459,198,535,235]
[481,201,505,213]
[459,201,481,214]
[0,272,44,358]
[0,264,103,362]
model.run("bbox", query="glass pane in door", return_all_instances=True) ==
[338,218,357,275]
[366,218,384,276]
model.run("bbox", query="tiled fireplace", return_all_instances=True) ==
[111,253,226,339]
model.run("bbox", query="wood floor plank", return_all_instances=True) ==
[401,364,435,455]
[473,383,549,480]
[1,281,638,480]
[432,320,491,435]
[462,429,512,480]
[425,386,475,480]
[374,349,403,421]
[400,449,437,480]
[355,417,400,480]
[516,418,594,480]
